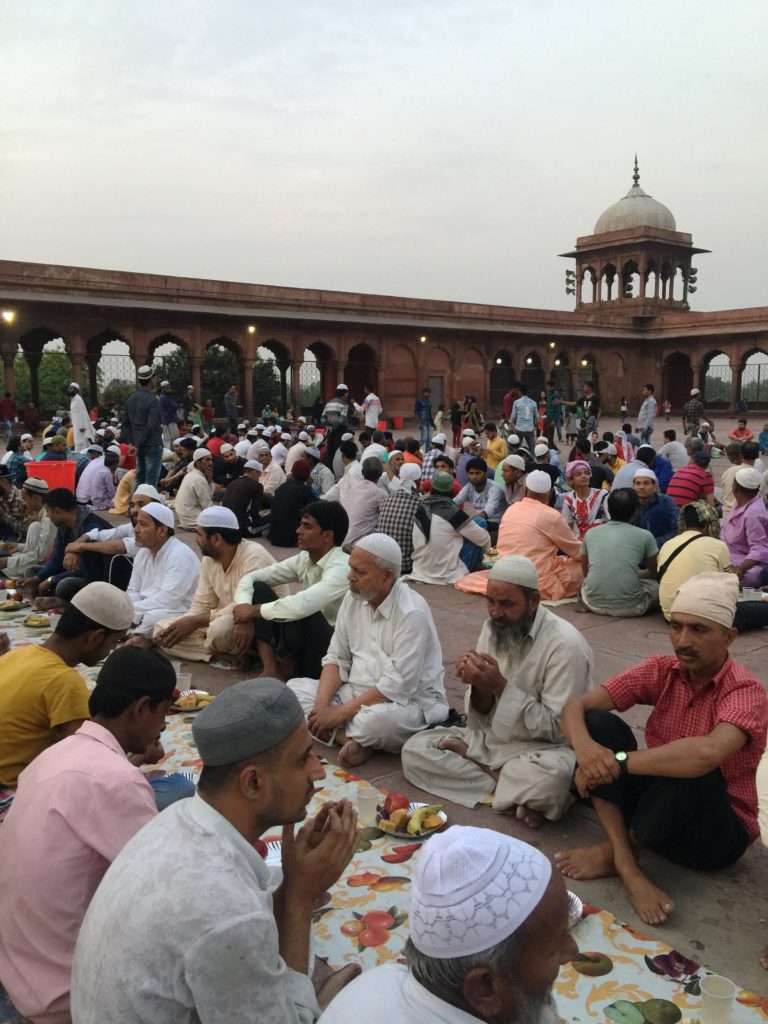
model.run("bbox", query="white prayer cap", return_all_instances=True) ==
[243,459,262,472]
[399,463,422,491]
[534,443,549,457]
[237,422,247,430]
[691,388,700,395]
[160,379,170,387]
[341,432,354,441]
[69,381,80,390]
[20,433,32,441]
[507,434,520,445]
[87,444,104,454]
[502,454,526,472]
[70,582,134,631]
[604,443,617,456]
[140,502,174,529]
[193,447,212,463]
[735,467,763,490]
[134,484,165,504]
[636,444,654,454]
[354,533,402,574]
[461,437,474,449]
[247,428,258,437]
[22,477,49,494]
[254,439,270,452]
[304,447,321,459]
[489,555,539,591]
[198,506,239,530]
[462,428,475,437]
[264,426,276,436]
[337,382,349,391]
[410,826,552,958]
[298,431,309,441]
[137,365,154,381]
[281,432,291,441]
[219,443,234,455]
[671,571,738,629]
[525,470,552,494]
[633,467,657,482]
[106,445,122,455]
[536,435,547,443]
[432,433,447,445]
[298,415,307,422]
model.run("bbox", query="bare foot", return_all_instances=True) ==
[338,740,372,768]
[314,961,362,1011]
[515,804,545,829]
[760,946,768,970]
[554,842,617,880]
[34,596,65,611]
[233,654,255,672]
[437,737,468,758]
[621,869,674,925]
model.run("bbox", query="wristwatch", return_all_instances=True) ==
[615,751,629,776]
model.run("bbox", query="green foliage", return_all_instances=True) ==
[102,379,135,409]
[252,358,282,415]
[201,346,239,415]
[13,350,94,415]
[153,349,191,401]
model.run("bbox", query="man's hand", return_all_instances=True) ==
[233,603,257,625]
[128,738,165,767]
[456,650,506,696]
[155,617,201,648]
[573,739,620,795]
[308,704,348,739]
[281,800,358,901]
[62,552,81,572]
[2,542,18,555]
[64,540,87,556]
[37,577,52,595]
[17,575,39,593]
[232,620,255,655]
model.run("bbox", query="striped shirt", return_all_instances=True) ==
[665,464,714,507]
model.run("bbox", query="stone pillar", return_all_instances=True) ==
[291,358,302,416]
[86,352,100,409]
[242,357,254,421]
[190,356,202,401]
[26,351,42,408]
[2,350,15,396]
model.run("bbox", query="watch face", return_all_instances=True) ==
[616,752,628,762]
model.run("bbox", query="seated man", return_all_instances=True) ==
[174,447,213,530]
[665,450,716,508]
[71,680,360,1023]
[222,459,268,535]
[153,506,282,662]
[405,470,491,585]
[580,488,659,617]
[496,470,582,600]
[268,458,316,547]
[342,456,385,548]
[288,534,449,768]
[454,456,507,537]
[158,435,197,495]
[632,467,679,546]
[305,445,335,496]
[233,501,350,678]
[375,463,422,575]
[124,502,201,642]
[64,483,166,576]
[403,555,591,827]
[0,582,132,798]
[0,477,55,579]
[319,825,578,1024]
[257,444,287,495]
[18,487,111,603]
[657,502,730,621]
[658,428,689,472]
[74,446,119,510]
[0,647,182,1024]
[0,464,29,542]
[721,467,768,588]
[555,572,768,926]
[499,452,527,505]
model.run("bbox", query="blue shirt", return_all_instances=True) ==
[635,492,679,547]
[511,396,538,432]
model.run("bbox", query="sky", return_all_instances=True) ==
[2,0,767,312]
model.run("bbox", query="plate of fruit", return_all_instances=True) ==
[24,613,51,628]
[377,794,447,839]
[171,689,215,713]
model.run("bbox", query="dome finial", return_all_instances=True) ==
[633,154,640,187]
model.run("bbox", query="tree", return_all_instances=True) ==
[201,345,239,415]
[153,348,192,402]
[13,348,93,415]
[252,358,282,415]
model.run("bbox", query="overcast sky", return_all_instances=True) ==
[3,1,767,312]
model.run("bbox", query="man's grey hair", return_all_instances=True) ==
[686,436,704,453]
[404,932,523,1001]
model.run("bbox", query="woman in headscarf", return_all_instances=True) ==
[656,501,730,621]
[615,429,634,463]
[560,459,610,541]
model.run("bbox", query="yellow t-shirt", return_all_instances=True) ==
[483,436,508,471]
[658,531,732,620]
[0,645,90,786]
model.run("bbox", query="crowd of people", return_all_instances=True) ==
[1,370,768,1023]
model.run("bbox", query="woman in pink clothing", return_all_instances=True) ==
[560,460,610,541]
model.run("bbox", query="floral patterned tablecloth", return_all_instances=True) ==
[1,608,766,1023]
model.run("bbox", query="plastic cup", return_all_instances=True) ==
[177,672,192,693]
[169,660,182,680]
[699,974,737,1024]
[356,784,380,827]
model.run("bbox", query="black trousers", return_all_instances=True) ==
[733,600,768,633]
[584,709,748,871]
[250,581,334,678]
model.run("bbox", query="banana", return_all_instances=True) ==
[407,805,443,835]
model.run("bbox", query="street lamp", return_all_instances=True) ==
[419,336,427,344]
[247,325,256,334]
[1,310,15,324]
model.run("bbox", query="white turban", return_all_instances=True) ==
[525,470,552,494]
[410,826,552,958]
[398,463,422,491]
[197,506,239,530]
[354,533,403,574]
[488,555,539,591]
[671,571,738,629]
[140,502,174,529]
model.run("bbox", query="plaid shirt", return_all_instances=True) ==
[421,447,445,484]
[604,655,768,840]
[376,490,421,574]
[0,485,29,539]
[682,398,703,430]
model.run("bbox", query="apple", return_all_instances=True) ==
[383,792,410,817]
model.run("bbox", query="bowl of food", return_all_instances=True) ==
[377,798,447,839]
[24,613,51,629]
[171,689,215,713]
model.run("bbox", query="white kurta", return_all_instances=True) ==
[127,537,201,637]
[71,794,318,1024]
[260,460,287,495]
[402,606,592,820]
[403,513,490,586]
[5,509,56,577]
[174,468,213,529]
[69,393,94,448]
[288,582,449,752]
[318,963,481,1023]
[284,442,308,475]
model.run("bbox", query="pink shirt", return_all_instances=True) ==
[498,496,584,600]
[0,721,157,1024]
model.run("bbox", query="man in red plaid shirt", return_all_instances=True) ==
[555,572,767,927]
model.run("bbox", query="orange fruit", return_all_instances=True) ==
[362,910,395,929]
[358,926,390,948]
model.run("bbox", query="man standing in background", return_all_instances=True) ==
[361,385,382,430]
[67,383,94,450]
[637,384,658,445]
[158,380,180,448]
[414,387,433,450]
[224,385,240,435]
[122,366,162,489]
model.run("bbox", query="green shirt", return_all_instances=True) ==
[581,521,658,610]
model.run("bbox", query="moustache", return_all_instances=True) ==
[674,647,699,659]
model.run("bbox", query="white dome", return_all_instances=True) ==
[594,161,676,233]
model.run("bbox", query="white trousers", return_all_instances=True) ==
[287,676,430,753]
[152,613,236,662]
